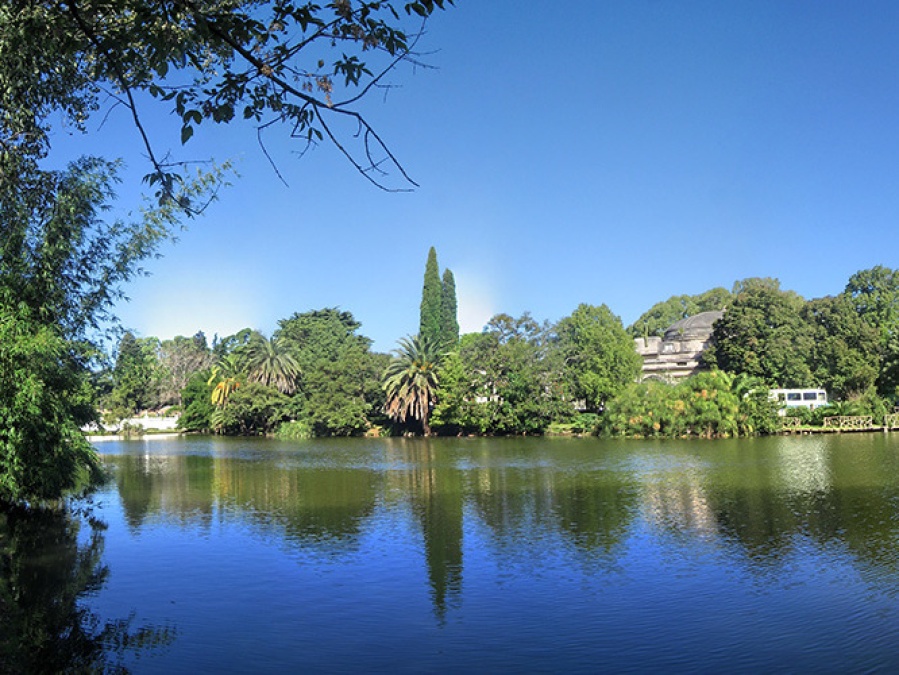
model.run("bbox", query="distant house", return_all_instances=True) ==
[634,310,723,383]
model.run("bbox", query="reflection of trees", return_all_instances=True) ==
[108,453,381,551]
[212,459,381,551]
[688,436,899,580]
[0,505,174,672]
[111,454,215,530]
[465,440,638,562]
[387,440,464,619]
[552,471,638,555]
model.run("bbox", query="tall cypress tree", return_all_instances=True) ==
[441,268,459,346]
[420,247,443,345]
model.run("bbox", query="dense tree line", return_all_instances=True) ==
[98,264,899,441]
[703,270,899,402]
[101,305,639,438]
[608,268,899,437]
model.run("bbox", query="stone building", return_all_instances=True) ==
[633,310,723,382]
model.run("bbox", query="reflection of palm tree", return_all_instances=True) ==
[383,335,440,435]
[245,332,300,394]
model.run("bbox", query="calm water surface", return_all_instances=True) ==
[6,434,899,672]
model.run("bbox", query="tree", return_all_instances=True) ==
[0,158,181,507]
[157,333,214,405]
[207,353,245,408]
[801,295,880,400]
[844,266,899,339]
[441,268,459,346]
[108,332,161,414]
[843,266,899,399]
[452,313,568,434]
[277,308,383,435]
[419,247,444,347]
[0,299,103,505]
[383,335,441,435]
[629,287,732,338]
[1,0,454,197]
[177,370,215,432]
[557,303,641,412]
[209,382,296,435]
[704,278,814,387]
[244,332,300,394]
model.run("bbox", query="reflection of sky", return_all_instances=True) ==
[84,437,899,672]
[773,436,832,496]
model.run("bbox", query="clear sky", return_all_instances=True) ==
[53,1,899,352]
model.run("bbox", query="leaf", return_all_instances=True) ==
[181,125,194,145]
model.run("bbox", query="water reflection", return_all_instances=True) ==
[110,452,381,552]
[0,504,174,672]
[99,434,899,622]
[386,440,464,618]
[643,436,899,583]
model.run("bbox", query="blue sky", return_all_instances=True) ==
[54,1,899,352]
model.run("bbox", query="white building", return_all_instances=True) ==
[634,311,723,383]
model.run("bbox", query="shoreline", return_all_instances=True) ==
[87,432,183,442]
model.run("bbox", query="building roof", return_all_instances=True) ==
[663,310,724,342]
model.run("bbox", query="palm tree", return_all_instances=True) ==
[244,332,300,394]
[383,334,441,435]
[207,353,244,407]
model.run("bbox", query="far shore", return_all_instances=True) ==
[87,432,183,442]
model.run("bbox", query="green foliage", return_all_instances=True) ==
[418,248,459,349]
[731,374,781,435]
[177,371,215,433]
[209,382,296,435]
[277,308,382,436]
[383,334,441,435]
[441,268,459,346]
[108,332,161,414]
[801,295,880,400]
[446,314,570,435]
[843,266,899,399]
[0,299,103,505]
[601,370,779,439]
[844,265,899,338]
[557,303,641,412]
[705,278,814,387]
[629,287,731,338]
[213,328,254,359]
[0,155,190,506]
[419,247,444,347]
[245,332,300,394]
[274,420,313,441]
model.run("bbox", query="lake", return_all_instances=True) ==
[4,433,899,672]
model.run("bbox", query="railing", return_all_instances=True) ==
[823,416,873,430]
[781,417,801,429]
[885,413,899,429]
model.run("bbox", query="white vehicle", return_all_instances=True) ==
[769,389,828,415]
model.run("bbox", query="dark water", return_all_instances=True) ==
[4,434,899,673]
